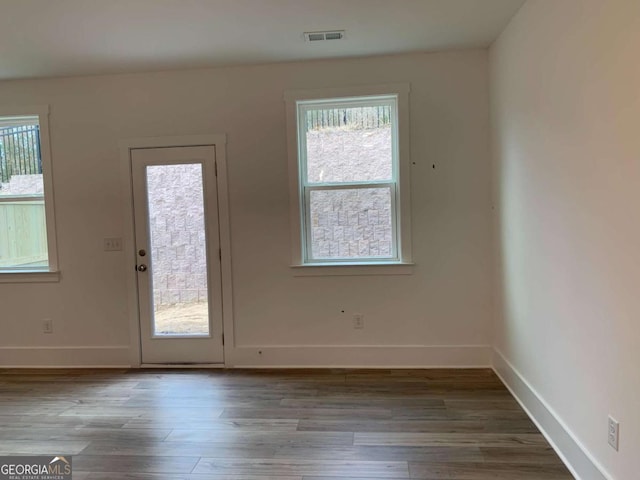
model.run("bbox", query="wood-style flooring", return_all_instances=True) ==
[0,368,574,479]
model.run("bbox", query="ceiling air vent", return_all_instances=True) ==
[304,30,345,42]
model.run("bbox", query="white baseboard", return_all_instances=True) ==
[227,344,493,368]
[0,344,492,369]
[0,346,131,368]
[140,363,224,369]
[0,344,491,369]
[492,349,611,480]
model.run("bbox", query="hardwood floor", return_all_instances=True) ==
[0,368,574,479]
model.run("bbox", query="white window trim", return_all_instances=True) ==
[0,105,60,283]
[284,83,413,275]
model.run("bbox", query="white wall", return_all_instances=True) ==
[490,1,640,479]
[0,51,494,367]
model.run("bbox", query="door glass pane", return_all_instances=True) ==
[146,163,209,336]
[309,187,393,260]
[304,104,393,184]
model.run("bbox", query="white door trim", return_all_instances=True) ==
[119,135,234,367]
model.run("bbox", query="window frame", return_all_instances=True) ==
[285,84,413,274]
[0,105,59,283]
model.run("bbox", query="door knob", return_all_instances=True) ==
[136,264,147,272]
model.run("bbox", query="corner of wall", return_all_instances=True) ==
[492,349,611,480]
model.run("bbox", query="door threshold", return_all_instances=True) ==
[140,363,225,369]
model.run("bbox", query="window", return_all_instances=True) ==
[0,106,58,280]
[285,84,412,271]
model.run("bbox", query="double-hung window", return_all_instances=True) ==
[285,84,412,271]
[0,106,58,281]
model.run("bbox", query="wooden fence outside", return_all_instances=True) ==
[0,199,48,267]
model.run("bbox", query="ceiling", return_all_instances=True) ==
[0,0,525,81]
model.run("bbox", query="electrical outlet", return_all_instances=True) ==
[608,416,619,451]
[103,237,122,251]
[42,319,53,334]
[353,314,364,329]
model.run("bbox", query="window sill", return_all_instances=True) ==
[291,262,414,277]
[0,270,61,283]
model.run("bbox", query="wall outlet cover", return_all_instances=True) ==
[608,416,619,451]
[42,319,53,334]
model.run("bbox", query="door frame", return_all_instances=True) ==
[119,135,234,367]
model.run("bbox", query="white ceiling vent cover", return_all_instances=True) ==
[304,30,345,42]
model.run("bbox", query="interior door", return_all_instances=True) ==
[131,146,224,364]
